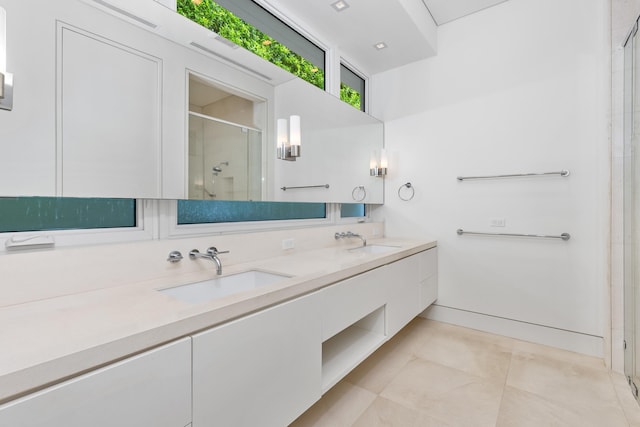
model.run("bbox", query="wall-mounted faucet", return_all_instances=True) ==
[189,246,230,275]
[335,231,367,247]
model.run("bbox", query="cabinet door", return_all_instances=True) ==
[192,293,321,427]
[385,254,421,336]
[0,338,192,427]
[58,23,162,198]
[418,248,438,311]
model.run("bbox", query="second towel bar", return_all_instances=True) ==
[456,229,570,241]
[457,170,570,181]
[280,184,330,191]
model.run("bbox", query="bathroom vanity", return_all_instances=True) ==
[0,237,437,426]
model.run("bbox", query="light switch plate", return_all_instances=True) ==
[282,238,295,250]
[490,218,506,227]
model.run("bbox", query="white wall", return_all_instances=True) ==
[371,0,610,356]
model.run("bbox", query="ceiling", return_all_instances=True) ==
[423,0,509,25]
[266,0,510,75]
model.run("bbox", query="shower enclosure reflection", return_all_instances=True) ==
[188,113,263,200]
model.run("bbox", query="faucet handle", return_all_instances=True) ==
[206,247,229,255]
[167,250,183,263]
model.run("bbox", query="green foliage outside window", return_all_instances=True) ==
[178,0,323,89]
[177,0,361,109]
[340,83,361,111]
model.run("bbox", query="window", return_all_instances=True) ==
[178,0,325,89]
[0,197,136,233]
[177,200,326,224]
[340,64,365,111]
[340,203,366,218]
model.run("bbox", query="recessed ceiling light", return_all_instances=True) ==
[331,0,350,12]
[374,42,387,50]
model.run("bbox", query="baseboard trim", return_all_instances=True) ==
[421,305,603,358]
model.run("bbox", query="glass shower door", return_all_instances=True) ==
[187,112,263,201]
[624,18,640,398]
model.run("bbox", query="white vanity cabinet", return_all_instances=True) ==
[192,292,322,427]
[0,338,192,427]
[320,248,437,391]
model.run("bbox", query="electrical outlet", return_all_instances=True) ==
[372,227,380,237]
[490,218,506,227]
[282,238,295,250]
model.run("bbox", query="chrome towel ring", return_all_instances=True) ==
[398,182,414,201]
[352,185,366,202]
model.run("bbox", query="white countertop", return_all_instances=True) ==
[0,238,436,403]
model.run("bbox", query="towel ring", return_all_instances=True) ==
[398,182,415,201]
[352,185,366,202]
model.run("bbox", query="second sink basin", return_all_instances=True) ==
[348,245,400,254]
[159,270,290,304]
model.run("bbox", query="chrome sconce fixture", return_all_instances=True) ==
[370,149,388,177]
[0,7,12,112]
[0,71,13,111]
[277,115,301,161]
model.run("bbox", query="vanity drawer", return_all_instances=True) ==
[320,265,391,341]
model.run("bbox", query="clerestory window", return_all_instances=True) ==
[178,0,325,90]
[340,63,366,111]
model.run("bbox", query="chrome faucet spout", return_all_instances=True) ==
[189,246,229,275]
[335,231,367,247]
[347,232,367,247]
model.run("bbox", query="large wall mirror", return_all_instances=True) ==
[186,73,384,204]
[187,73,266,201]
[272,79,384,204]
[0,0,384,204]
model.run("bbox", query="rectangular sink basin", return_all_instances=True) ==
[348,245,400,254]
[159,270,290,304]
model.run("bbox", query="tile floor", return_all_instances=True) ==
[291,318,640,427]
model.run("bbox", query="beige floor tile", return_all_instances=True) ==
[497,386,629,427]
[506,352,620,410]
[413,323,513,383]
[352,397,453,427]
[290,381,376,427]
[380,358,503,427]
[512,339,606,371]
[344,338,415,394]
[611,372,640,426]
[421,319,515,350]
[385,317,436,356]
[295,320,633,427]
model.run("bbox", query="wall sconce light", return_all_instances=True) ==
[370,149,388,177]
[0,71,12,111]
[0,7,12,112]
[277,115,301,161]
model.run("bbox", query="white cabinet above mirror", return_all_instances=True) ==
[58,23,162,198]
